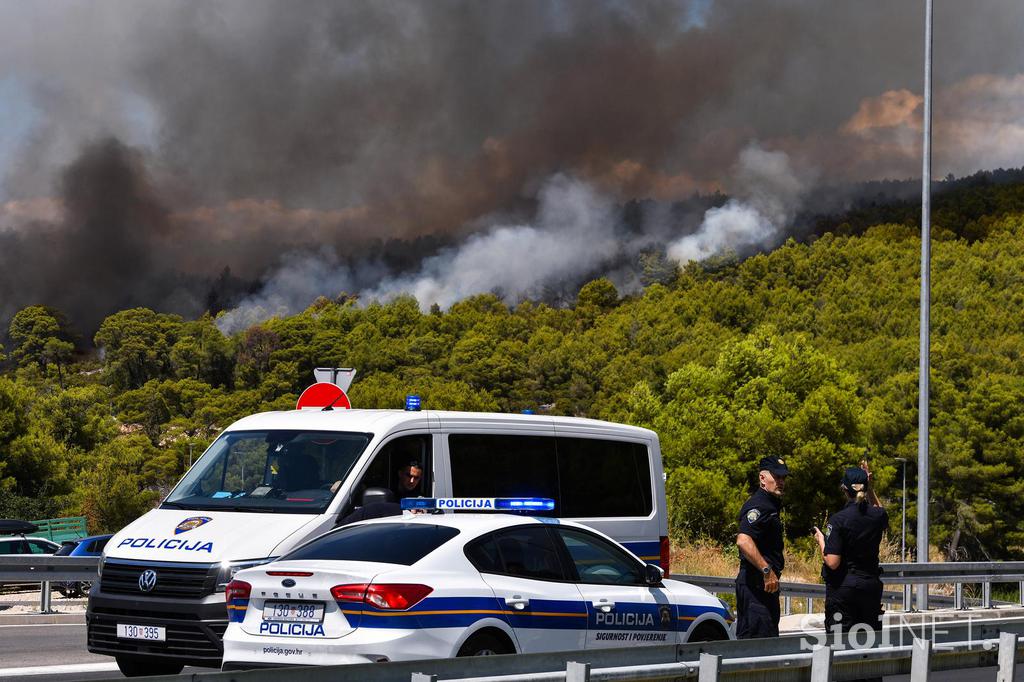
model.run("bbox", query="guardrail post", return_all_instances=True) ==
[911,638,932,682]
[903,584,914,612]
[806,597,814,613]
[567,661,591,682]
[811,645,833,682]
[983,582,993,609]
[784,596,792,615]
[40,581,52,614]
[954,583,965,610]
[410,674,437,682]
[1019,581,1024,606]
[699,652,721,682]
[997,632,1018,682]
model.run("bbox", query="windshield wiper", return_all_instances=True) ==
[160,502,190,509]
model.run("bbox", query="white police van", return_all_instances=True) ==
[87,399,668,677]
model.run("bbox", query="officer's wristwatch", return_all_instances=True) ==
[761,565,771,576]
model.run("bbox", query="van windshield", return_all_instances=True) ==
[163,430,372,514]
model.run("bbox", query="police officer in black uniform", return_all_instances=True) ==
[813,463,887,639]
[735,455,789,639]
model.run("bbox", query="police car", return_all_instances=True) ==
[221,498,733,670]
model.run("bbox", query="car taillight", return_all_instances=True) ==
[331,583,432,610]
[331,583,369,603]
[225,579,251,602]
[660,536,671,574]
[266,571,314,577]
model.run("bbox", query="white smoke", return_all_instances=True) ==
[668,144,808,263]
[216,157,814,335]
[215,248,358,334]
[216,174,623,333]
[365,175,620,308]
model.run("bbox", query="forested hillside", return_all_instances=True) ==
[3,176,1024,561]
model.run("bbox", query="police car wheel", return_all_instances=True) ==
[687,621,729,642]
[115,655,184,678]
[457,632,513,657]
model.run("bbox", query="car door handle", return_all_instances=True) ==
[505,596,530,610]
[592,599,615,613]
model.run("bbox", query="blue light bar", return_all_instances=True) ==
[495,498,555,511]
[405,395,422,411]
[400,497,555,512]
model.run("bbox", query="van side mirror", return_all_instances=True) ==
[360,487,395,506]
[644,563,664,586]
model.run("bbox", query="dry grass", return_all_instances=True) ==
[671,534,926,586]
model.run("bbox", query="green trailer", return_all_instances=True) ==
[30,516,88,543]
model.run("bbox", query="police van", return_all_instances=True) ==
[87,391,668,677]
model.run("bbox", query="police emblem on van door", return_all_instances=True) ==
[138,569,158,592]
[660,605,672,629]
[175,516,212,534]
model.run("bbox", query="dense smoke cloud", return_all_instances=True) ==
[1,1,1023,333]
[668,145,808,263]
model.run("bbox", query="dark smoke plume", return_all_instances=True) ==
[1,1,1022,334]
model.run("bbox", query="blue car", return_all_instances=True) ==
[55,534,112,597]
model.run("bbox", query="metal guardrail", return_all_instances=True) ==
[676,562,1024,614]
[3,557,1024,615]
[101,615,1024,682]
[0,555,98,613]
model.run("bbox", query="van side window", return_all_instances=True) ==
[556,438,652,518]
[355,434,432,503]
[448,434,652,518]
[449,434,558,503]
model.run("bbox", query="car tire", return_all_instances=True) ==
[457,632,513,657]
[115,655,184,678]
[687,621,729,642]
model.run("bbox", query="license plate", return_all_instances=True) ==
[263,601,325,623]
[117,623,166,641]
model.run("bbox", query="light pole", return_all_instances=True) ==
[917,0,934,611]
[895,457,908,561]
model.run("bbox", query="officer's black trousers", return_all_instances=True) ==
[824,579,883,635]
[735,575,780,639]
[825,579,884,682]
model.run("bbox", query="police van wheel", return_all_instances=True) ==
[115,655,184,678]
[457,632,513,657]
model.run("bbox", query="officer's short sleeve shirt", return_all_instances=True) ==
[737,489,785,575]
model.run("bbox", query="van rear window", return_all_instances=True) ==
[283,523,460,565]
[449,435,652,518]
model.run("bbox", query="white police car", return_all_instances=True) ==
[221,498,733,670]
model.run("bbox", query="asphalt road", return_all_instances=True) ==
[0,624,1020,681]
[0,623,205,681]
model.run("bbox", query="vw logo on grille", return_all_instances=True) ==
[138,569,158,593]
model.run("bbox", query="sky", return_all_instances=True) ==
[1,0,1023,334]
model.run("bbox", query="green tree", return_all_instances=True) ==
[94,308,184,390]
[74,435,168,532]
[8,305,76,386]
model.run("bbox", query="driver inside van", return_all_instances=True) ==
[396,459,424,500]
[275,450,321,492]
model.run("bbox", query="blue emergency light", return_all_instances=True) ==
[400,497,555,512]
[405,395,422,411]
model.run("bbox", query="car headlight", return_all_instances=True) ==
[216,557,277,590]
[97,552,106,579]
[718,597,735,622]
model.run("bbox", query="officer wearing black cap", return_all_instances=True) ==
[813,462,887,638]
[734,455,789,638]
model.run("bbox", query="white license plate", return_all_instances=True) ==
[263,601,325,623]
[117,623,166,641]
